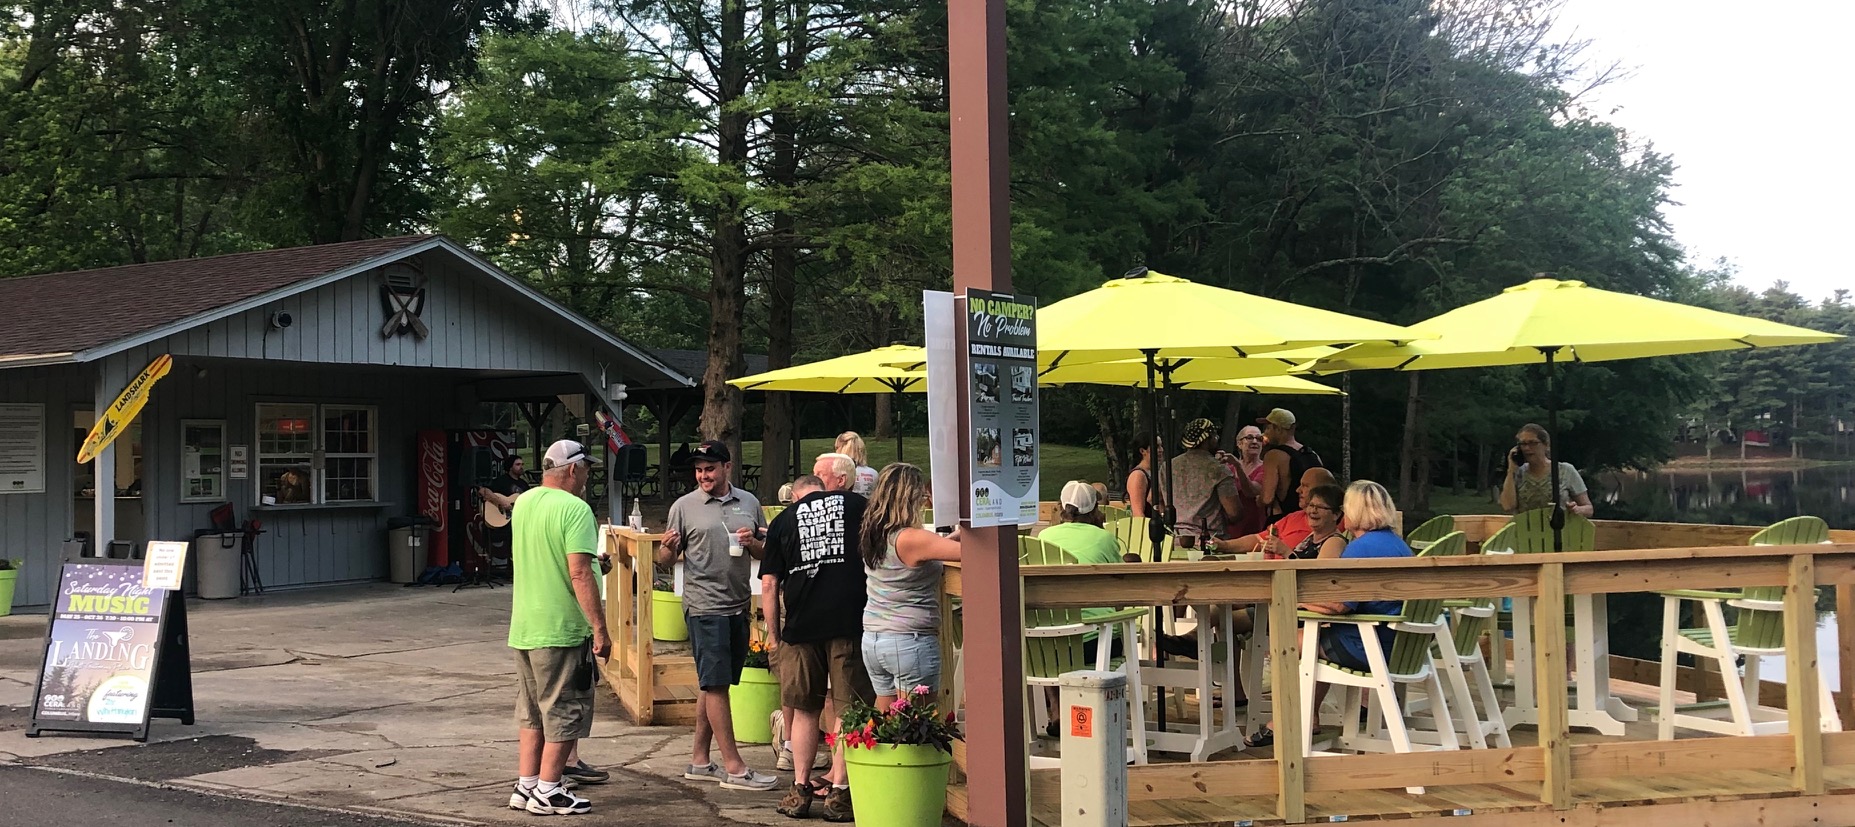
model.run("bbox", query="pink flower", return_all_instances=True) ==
[891,698,910,712]
[912,685,931,696]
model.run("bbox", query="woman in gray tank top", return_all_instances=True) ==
[859,463,962,710]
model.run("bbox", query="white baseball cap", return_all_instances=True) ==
[1059,480,1099,514]
[542,439,591,470]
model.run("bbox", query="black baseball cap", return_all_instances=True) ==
[691,439,731,464]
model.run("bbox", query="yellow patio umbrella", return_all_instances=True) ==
[1035,268,1420,366]
[728,344,926,460]
[1291,277,1844,549]
[1292,278,1841,373]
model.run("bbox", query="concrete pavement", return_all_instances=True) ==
[0,584,802,825]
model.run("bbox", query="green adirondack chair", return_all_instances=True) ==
[761,505,785,523]
[1492,508,1592,720]
[1105,516,1172,561]
[1404,514,1456,550]
[1298,533,1461,787]
[1020,534,1149,765]
[1430,531,1514,749]
[1656,516,1842,738]
[1099,504,1132,525]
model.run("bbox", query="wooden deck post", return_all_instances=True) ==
[1536,562,1570,809]
[1785,554,1824,794]
[1838,581,1854,730]
[636,533,658,725]
[1269,570,1305,824]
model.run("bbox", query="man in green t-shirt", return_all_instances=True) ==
[506,440,611,816]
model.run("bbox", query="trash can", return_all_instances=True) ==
[388,525,429,584]
[195,533,242,599]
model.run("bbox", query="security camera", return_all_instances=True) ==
[269,311,294,330]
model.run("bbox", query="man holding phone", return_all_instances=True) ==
[506,440,611,816]
[658,440,780,792]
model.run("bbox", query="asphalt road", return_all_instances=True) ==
[0,764,444,827]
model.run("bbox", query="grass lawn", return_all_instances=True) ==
[638,436,1111,502]
[1425,490,1503,516]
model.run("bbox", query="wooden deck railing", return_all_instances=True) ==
[943,529,1855,824]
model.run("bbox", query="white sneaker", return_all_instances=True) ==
[508,783,533,810]
[526,785,591,815]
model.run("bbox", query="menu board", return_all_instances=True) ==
[965,289,1039,527]
[0,403,45,494]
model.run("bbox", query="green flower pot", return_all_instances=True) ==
[651,590,688,642]
[0,568,16,617]
[844,743,952,827]
[729,666,780,744]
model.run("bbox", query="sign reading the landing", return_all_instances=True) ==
[29,559,194,741]
[965,289,1038,527]
[34,563,165,727]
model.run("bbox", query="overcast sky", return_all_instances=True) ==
[1552,0,1851,303]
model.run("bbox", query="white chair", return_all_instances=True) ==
[1656,516,1842,738]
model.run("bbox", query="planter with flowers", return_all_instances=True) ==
[0,558,18,616]
[729,638,779,743]
[832,687,958,827]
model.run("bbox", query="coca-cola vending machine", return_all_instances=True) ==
[415,429,517,569]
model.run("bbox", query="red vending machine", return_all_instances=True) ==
[415,429,517,570]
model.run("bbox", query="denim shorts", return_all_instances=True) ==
[861,631,941,697]
[688,613,749,690]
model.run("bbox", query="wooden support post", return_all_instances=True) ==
[1270,570,1306,824]
[1536,562,1570,809]
[1838,582,1854,730]
[636,534,658,725]
[1785,554,1824,793]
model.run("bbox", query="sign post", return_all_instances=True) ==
[27,555,194,742]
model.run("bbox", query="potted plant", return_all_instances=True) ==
[650,581,688,642]
[832,687,959,827]
[729,638,780,743]
[0,558,19,617]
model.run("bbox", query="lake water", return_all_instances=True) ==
[1596,465,1855,688]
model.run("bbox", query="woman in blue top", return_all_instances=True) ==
[1300,480,1412,669]
[1242,480,1415,750]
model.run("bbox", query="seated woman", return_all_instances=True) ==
[1283,483,1347,560]
[1242,480,1409,749]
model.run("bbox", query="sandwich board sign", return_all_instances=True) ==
[27,554,194,742]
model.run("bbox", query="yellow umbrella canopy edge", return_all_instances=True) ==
[727,345,928,394]
[1044,374,1343,395]
[1034,269,1423,366]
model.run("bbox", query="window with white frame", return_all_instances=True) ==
[255,403,377,505]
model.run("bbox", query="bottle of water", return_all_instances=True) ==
[628,499,644,531]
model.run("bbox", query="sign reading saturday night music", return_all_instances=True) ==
[965,289,1039,527]
[32,563,167,729]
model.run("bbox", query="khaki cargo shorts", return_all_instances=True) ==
[513,641,594,742]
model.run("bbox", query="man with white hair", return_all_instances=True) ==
[759,452,873,820]
[505,440,609,816]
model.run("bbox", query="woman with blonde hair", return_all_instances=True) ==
[859,463,960,710]
[835,431,878,496]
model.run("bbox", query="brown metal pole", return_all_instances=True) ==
[948,0,1026,816]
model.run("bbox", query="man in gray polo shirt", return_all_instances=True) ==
[658,440,777,791]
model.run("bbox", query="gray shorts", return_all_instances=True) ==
[513,641,594,742]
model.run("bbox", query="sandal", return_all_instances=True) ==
[1242,726,1274,750]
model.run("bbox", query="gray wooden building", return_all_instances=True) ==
[0,235,690,609]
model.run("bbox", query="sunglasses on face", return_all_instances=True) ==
[1305,503,1339,513]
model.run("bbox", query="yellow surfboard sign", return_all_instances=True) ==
[77,354,173,464]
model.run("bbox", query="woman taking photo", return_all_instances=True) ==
[1218,425,1268,538]
[860,463,961,710]
[1498,423,1594,517]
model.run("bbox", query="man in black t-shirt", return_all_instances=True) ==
[759,453,874,820]
[478,456,532,554]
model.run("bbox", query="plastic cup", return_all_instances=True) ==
[728,533,744,557]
